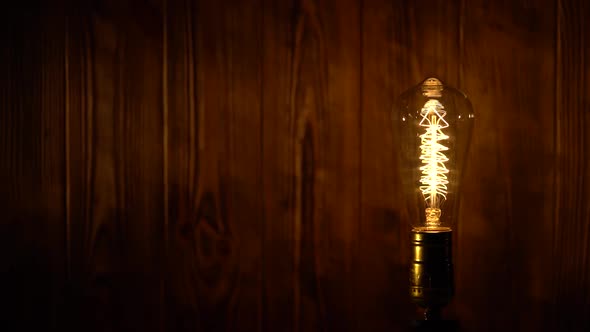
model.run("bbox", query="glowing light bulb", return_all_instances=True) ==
[394,77,474,232]
[393,77,475,321]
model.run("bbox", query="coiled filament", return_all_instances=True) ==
[418,99,449,225]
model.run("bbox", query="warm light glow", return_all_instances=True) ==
[418,99,449,226]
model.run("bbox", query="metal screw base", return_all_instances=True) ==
[409,229,454,320]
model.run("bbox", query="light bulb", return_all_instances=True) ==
[393,77,474,321]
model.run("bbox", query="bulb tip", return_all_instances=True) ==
[422,78,443,97]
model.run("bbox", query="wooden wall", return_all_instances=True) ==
[1,0,589,331]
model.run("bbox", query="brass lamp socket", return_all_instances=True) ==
[410,229,454,320]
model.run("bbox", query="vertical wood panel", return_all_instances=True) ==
[225,0,264,330]
[40,6,68,327]
[402,0,461,85]
[553,0,590,330]
[261,0,297,330]
[67,1,165,330]
[117,2,165,330]
[358,0,411,330]
[290,0,361,330]
[65,3,98,329]
[0,3,66,329]
[165,1,229,330]
[192,3,234,328]
[165,1,263,331]
[163,0,198,330]
[460,1,556,331]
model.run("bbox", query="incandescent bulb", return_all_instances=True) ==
[394,77,474,232]
[393,77,475,321]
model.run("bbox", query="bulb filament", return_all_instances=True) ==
[419,99,449,226]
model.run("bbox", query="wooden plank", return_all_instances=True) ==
[359,0,412,330]
[0,3,66,329]
[399,0,461,85]
[39,5,68,328]
[459,0,556,331]
[165,0,263,331]
[191,4,233,329]
[66,1,165,330]
[553,0,590,330]
[115,2,165,330]
[162,0,199,330]
[64,3,96,329]
[223,0,264,330]
[261,0,297,331]
[280,0,361,330]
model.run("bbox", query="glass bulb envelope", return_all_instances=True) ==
[393,77,474,232]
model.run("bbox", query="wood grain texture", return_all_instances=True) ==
[359,0,407,328]
[404,0,461,85]
[165,0,263,331]
[163,0,199,330]
[0,3,66,329]
[3,0,590,331]
[261,0,298,330]
[290,0,361,330]
[459,1,556,331]
[66,1,165,331]
[553,0,590,331]
[263,1,362,331]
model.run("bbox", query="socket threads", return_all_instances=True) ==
[410,230,454,314]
